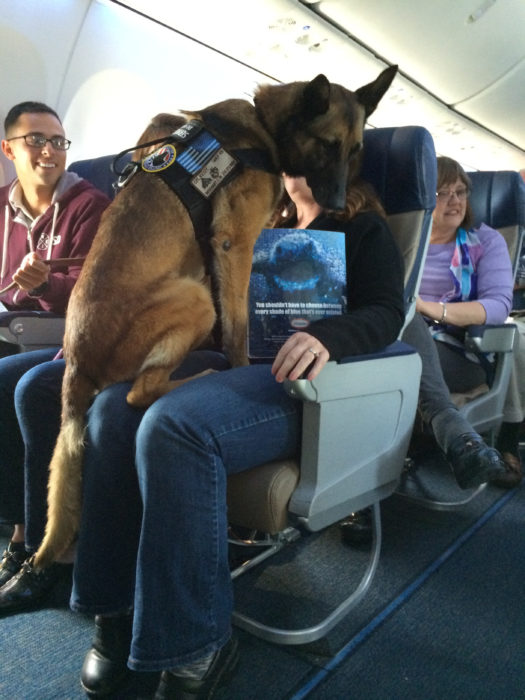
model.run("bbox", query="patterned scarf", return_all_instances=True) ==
[443,227,482,303]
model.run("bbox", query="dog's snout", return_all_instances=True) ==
[324,191,347,212]
[309,178,346,212]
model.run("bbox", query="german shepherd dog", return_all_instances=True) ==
[34,66,397,567]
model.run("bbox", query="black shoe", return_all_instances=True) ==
[0,541,29,587]
[0,556,71,615]
[491,451,523,489]
[446,433,507,489]
[339,509,373,546]
[81,613,133,697]
[154,636,239,700]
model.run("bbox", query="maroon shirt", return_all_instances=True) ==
[0,172,110,313]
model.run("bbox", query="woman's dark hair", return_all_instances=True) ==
[4,101,61,136]
[270,177,386,228]
[436,156,474,230]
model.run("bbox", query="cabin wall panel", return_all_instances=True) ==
[0,0,91,184]
[58,1,274,163]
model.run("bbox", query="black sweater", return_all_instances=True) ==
[304,210,405,361]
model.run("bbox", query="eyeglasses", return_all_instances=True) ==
[6,133,71,151]
[436,187,470,202]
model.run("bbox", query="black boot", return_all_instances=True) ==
[81,613,133,697]
[0,557,71,615]
[446,433,507,489]
[339,508,373,546]
[154,636,239,700]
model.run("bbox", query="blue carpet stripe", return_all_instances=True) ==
[290,488,519,700]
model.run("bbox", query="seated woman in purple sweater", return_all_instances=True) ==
[404,156,514,489]
[341,155,514,544]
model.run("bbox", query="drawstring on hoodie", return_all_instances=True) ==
[48,202,59,261]
[1,205,9,280]
[0,200,61,296]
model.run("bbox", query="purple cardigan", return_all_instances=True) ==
[419,223,513,324]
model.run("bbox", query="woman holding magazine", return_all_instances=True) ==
[69,173,405,700]
[8,174,405,699]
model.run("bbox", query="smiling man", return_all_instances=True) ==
[0,103,111,612]
[0,101,110,323]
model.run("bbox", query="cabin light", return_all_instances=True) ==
[467,0,497,23]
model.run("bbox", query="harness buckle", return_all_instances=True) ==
[113,161,139,192]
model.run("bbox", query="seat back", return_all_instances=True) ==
[68,153,131,199]
[457,171,525,433]
[469,170,525,278]
[230,126,436,644]
[228,126,437,535]
[360,126,437,317]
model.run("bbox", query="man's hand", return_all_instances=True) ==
[271,331,329,383]
[12,252,50,291]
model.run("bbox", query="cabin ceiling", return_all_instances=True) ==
[121,0,524,170]
[310,0,525,152]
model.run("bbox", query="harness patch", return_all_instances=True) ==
[191,148,239,199]
[142,144,177,173]
[177,131,221,174]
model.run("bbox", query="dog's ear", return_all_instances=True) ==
[354,65,398,118]
[301,74,331,119]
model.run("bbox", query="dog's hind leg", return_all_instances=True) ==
[124,277,217,407]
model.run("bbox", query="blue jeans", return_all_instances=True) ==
[0,348,62,551]
[70,361,301,672]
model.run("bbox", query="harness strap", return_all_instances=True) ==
[110,121,278,351]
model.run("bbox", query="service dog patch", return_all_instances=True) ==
[142,144,177,172]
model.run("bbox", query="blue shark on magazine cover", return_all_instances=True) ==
[248,229,347,358]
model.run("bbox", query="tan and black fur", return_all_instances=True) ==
[34,66,397,568]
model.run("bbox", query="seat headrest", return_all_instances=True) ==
[469,170,525,230]
[361,126,437,215]
[71,125,440,215]
[68,153,132,199]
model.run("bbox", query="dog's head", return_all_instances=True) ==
[254,66,397,211]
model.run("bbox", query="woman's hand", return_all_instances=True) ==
[271,331,330,383]
[416,296,486,326]
[13,252,49,291]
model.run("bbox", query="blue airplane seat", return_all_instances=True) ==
[228,125,436,645]
[68,151,132,200]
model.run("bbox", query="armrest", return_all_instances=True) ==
[464,323,517,353]
[284,341,417,402]
[0,311,65,348]
[282,340,422,530]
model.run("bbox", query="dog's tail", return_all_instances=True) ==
[33,369,96,569]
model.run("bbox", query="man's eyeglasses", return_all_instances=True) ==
[436,187,470,202]
[6,133,71,151]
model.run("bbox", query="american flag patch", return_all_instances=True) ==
[176,132,220,174]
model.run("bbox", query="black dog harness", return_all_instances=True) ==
[112,120,276,267]
[111,119,278,347]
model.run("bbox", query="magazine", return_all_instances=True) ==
[247,228,347,359]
